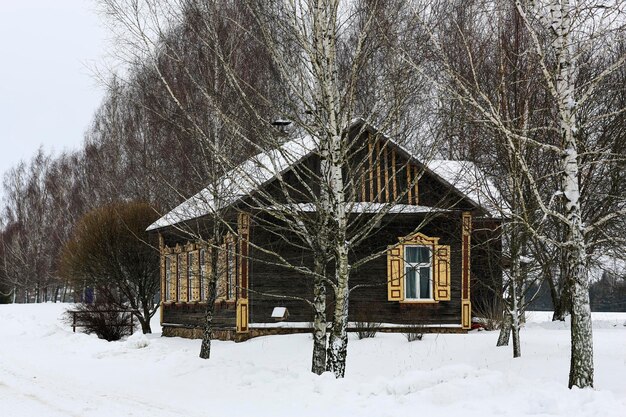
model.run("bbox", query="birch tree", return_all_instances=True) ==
[405,0,626,388]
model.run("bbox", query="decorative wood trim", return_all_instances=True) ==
[462,300,471,329]
[221,235,234,301]
[383,142,389,202]
[368,136,374,202]
[399,299,438,304]
[236,298,249,333]
[360,167,366,202]
[462,212,471,300]
[203,246,212,300]
[169,254,177,302]
[238,213,250,299]
[392,148,397,200]
[461,212,472,329]
[179,252,188,302]
[191,250,200,302]
[399,232,440,246]
[159,234,165,324]
[376,140,382,202]
[413,169,419,205]
[406,163,412,204]
[387,245,403,301]
[434,245,451,301]
[237,212,250,333]
[396,232,445,303]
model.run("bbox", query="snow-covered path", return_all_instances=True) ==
[1,304,624,417]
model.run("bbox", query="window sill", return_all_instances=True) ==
[399,299,438,304]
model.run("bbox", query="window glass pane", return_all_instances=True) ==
[419,267,431,298]
[417,247,430,264]
[405,267,417,299]
[406,247,419,263]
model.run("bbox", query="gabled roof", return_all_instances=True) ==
[427,160,505,218]
[147,120,500,231]
[147,136,317,231]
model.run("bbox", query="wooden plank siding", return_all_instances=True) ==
[248,213,465,326]
[248,216,314,323]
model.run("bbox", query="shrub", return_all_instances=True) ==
[403,324,424,342]
[354,310,381,339]
[65,293,134,341]
[472,298,504,331]
[354,321,381,339]
[59,201,160,334]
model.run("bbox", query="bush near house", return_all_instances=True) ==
[59,201,160,333]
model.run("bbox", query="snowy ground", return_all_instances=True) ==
[0,304,624,417]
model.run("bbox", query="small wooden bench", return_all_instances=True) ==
[68,309,135,335]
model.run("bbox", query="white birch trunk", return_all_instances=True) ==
[305,0,351,378]
[497,310,512,347]
[323,135,350,378]
[511,292,521,358]
[326,237,350,378]
[311,256,327,375]
[552,0,594,388]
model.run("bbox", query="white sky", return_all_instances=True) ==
[0,0,108,183]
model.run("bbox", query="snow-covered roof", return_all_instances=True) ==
[427,160,505,218]
[266,202,450,214]
[147,136,317,231]
[148,121,502,231]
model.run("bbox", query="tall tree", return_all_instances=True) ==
[403,0,626,388]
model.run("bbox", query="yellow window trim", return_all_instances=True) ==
[387,232,450,303]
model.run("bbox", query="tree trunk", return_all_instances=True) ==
[552,291,570,321]
[497,312,511,346]
[311,257,327,375]
[141,304,152,334]
[553,0,594,388]
[199,245,219,360]
[547,256,570,321]
[136,314,151,334]
[326,244,350,378]
[569,264,593,388]
[511,311,521,358]
[199,283,217,359]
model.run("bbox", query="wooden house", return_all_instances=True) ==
[147,120,502,340]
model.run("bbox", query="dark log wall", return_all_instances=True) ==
[162,301,236,329]
[471,219,503,313]
[349,214,463,325]
[260,153,320,205]
[418,170,476,212]
[248,217,315,323]
[249,212,466,326]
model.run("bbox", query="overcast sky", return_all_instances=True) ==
[0,0,108,183]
